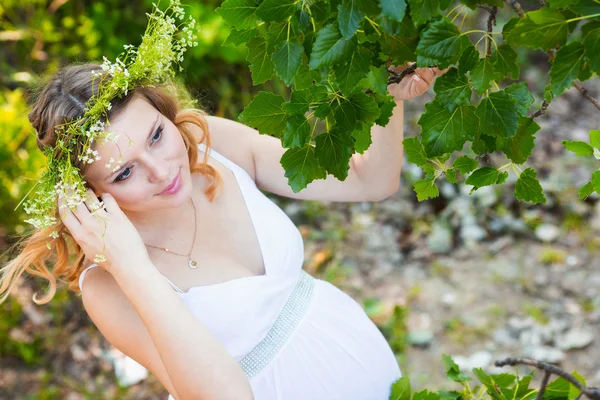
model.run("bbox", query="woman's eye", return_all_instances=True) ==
[152,126,163,143]
[115,166,132,182]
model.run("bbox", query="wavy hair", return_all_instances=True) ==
[0,63,223,305]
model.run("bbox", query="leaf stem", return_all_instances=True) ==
[451,5,467,23]
[446,3,463,19]
[365,16,381,35]
[511,164,521,178]
[493,81,500,91]
[498,162,513,171]
[566,13,600,23]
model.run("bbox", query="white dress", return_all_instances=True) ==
[79,143,402,400]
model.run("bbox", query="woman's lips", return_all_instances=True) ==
[159,170,181,195]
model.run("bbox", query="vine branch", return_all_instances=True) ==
[495,358,600,400]
[573,81,600,111]
[504,0,525,17]
[486,6,498,57]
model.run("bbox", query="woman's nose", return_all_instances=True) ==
[147,158,170,183]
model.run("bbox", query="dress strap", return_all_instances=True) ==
[197,142,235,172]
[161,274,185,293]
[79,264,99,291]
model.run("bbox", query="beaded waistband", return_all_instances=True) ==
[238,269,316,379]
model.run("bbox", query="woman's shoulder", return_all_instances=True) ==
[203,115,256,181]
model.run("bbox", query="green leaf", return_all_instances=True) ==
[238,91,287,136]
[459,42,480,74]
[413,390,442,400]
[335,47,374,96]
[216,0,260,29]
[403,137,429,166]
[223,28,258,47]
[309,23,357,69]
[490,44,520,80]
[498,116,540,164]
[445,168,458,183]
[416,18,470,69]
[515,167,546,204]
[496,171,509,184]
[315,127,354,180]
[266,20,291,53]
[466,167,499,192]
[256,0,297,22]
[281,145,327,192]
[389,376,411,400]
[442,354,471,382]
[504,82,535,116]
[579,181,595,200]
[504,9,568,51]
[433,68,472,112]
[272,40,304,86]
[418,101,478,157]
[283,115,312,148]
[414,176,440,201]
[293,63,320,90]
[381,32,418,65]
[246,36,275,85]
[407,0,440,26]
[374,94,397,126]
[549,0,579,9]
[380,0,406,22]
[568,0,600,15]
[351,122,373,153]
[338,0,365,38]
[590,130,600,147]
[476,90,519,138]
[453,155,478,174]
[361,65,390,95]
[333,92,380,131]
[568,371,587,400]
[473,368,517,399]
[583,26,600,74]
[470,58,500,95]
[550,41,585,96]
[283,89,311,115]
[562,140,594,156]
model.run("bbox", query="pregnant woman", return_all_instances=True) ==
[0,1,443,399]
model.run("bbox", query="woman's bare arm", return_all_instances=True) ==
[82,261,253,400]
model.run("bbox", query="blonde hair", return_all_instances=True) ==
[0,64,223,305]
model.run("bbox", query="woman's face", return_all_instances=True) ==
[84,96,192,213]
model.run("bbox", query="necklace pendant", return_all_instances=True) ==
[188,258,198,269]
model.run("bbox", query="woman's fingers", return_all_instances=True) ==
[101,192,120,215]
[57,195,82,236]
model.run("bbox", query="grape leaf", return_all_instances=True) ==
[335,46,374,96]
[361,65,390,95]
[374,94,397,126]
[416,18,470,69]
[498,116,540,164]
[333,92,380,131]
[309,23,357,69]
[568,0,600,15]
[504,9,568,51]
[459,42,480,74]
[389,376,411,400]
[351,122,373,153]
[216,0,260,29]
[281,145,328,192]
[442,354,471,382]
[238,91,286,136]
[550,41,585,96]
[407,0,439,26]
[590,130,600,147]
[476,90,519,138]
[549,0,579,9]
[246,36,275,85]
[414,176,440,201]
[418,101,478,157]
[496,171,509,184]
[515,167,546,204]
[283,89,311,115]
[593,171,600,192]
[445,168,458,183]
[283,115,312,148]
[380,0,406,22]
[293,63,320,90]
[562,140,594,156]
[272,40,304,86]
[315,127,354,180]
[338,0,365,39]
[504,82,535,116]
[413,390,442,400]
[403,137,429,166]
[256,0,297,22]
[465,167,499,193]
[583,26,600,74]
[453,155,478,174]
[579,181,595,200]
[491,44,520,80]
[470,58,500,95]
[432,68,472,112]
[266,20,291,53]
[223,28,259,47]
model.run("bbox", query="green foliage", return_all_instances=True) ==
[217,0,600,203]
[388,355,593,400]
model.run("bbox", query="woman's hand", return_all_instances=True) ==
[387,63,448,101]
[58,189,151,277]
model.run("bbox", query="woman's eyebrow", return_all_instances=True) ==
[104,114,159,182]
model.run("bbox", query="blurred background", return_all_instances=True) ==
[1,0,599,398]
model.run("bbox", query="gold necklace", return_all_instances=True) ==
[145,197,199,269]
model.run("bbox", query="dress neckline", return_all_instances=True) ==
[172,144,269,295]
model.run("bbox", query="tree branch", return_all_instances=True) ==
[573,81,600,111]
[495,358,600,400]
[504,0,525,17]
[486,6,498,57]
